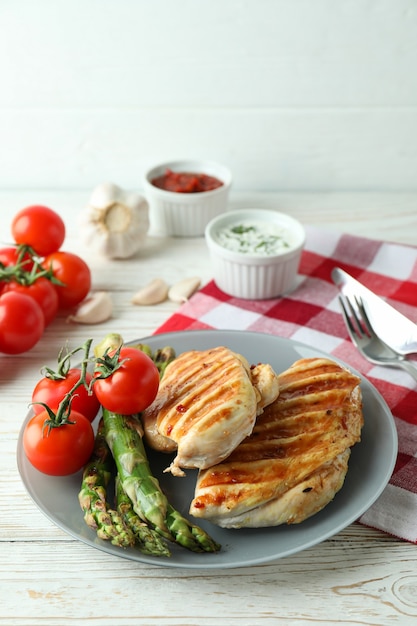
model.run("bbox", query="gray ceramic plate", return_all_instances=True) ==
[17,330,398,569]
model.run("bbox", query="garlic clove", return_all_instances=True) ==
[168,277,201,303]
[67,291,113,324]
[132,278,169,306]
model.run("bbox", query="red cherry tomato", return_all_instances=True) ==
[0,291,44,354]
[42,251,91,308]
[0,246,35,271]
[23,409,94,476]
[11,205,66,257]
[94,347,160,415]
[32,369,100,423]
[3,277,59,326]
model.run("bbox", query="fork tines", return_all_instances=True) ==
[339,295,372,340]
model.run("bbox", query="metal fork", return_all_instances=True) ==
[339,294,417,382]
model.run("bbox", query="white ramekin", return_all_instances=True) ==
[143,159,232,237]
[205,208,306,300]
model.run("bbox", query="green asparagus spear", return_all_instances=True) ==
[94,333,124,358]
[131,344,176,378]
[116,476,171,557]
[102,408,221,553]
[149,346,176,377]
[78,418,135,548]
[130,342,153,358]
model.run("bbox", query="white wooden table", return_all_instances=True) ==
[1,191,417,626]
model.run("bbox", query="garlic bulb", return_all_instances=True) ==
[79,182,149,259]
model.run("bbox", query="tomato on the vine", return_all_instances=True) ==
[23,409,94,475]
[0,291,44,354]
[3,276,59,326]
[0,246,34,271]
[42,251,91,308]
[32,368,100,423]
[11,205,66,257]
[94,346,160,415]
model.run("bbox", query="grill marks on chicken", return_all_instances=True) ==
[189,357,363,527]
[142,346,280,476]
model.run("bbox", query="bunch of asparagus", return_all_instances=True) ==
[78,344,221,557]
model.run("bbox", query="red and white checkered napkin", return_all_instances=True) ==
[155,226,417,543]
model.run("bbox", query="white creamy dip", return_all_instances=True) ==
[215,220,293,256]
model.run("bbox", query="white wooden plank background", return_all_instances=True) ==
[0,0,416,191]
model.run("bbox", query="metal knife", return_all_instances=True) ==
[331,267,417,355]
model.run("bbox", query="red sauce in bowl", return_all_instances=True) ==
[151,168,224,193]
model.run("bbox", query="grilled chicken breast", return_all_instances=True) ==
[142,346,279,476]
[189,357,363,527]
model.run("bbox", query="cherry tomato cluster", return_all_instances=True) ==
[0,205,92,354]
[24,339,160,476]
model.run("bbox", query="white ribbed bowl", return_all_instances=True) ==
[205,209,305,300]
[143,159,232,237]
